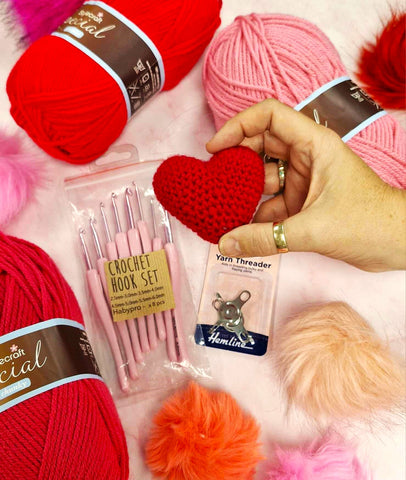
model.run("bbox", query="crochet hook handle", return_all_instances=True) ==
[86,269,130,392]
[90,217,140,378]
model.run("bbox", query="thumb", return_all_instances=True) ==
[218,213,314,257]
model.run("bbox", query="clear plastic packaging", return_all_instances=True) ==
[196,244,280,356]
[64,146,209,398]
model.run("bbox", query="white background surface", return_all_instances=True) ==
[0,1,405,479]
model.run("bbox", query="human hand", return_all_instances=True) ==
[207,99,406,272]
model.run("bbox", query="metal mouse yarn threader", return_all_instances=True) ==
[210,291,255,345]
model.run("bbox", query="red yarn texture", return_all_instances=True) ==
[145,382,263,480]
[6,0,222,164]
[153,146,265,244]
[0,233,129,480]
[357,12,406,110]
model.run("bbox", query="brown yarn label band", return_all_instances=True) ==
[104,250,175,322]
[295,76,386,141]
[52,1,165,120]
[0,319,102,413]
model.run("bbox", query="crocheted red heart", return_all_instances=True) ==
[153,146,265,243]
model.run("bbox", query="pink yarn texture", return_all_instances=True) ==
[203,14,406,188]
[267,435,370,480]
[0,130,41,227]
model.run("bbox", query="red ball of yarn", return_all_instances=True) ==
[0,233,129,480]
[6,0,222,164]
[203,14,406,189]
[357,12,406,110]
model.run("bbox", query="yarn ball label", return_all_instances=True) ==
[52,0,164,120]
[295,76,386,142]
[0,319,102,413]
[104,250,175,322]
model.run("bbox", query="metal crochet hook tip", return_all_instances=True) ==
[163,209,173,244]
[111,192,122,233]
[125,188,135,230]
[133,183,145,221]
[79,228,92,270]
[89,217,103,259]
[99,202,112,243]
[150,198,158,237]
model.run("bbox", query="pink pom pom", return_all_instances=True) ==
[0,130,41,228]
[267,435,370,480]
[5,0,83,43]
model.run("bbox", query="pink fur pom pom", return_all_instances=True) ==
[267,435,370,480]
[6,0,83,43]
[0,130,41,227]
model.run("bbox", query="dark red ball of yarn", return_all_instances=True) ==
[6,0,222,164]
[0,233,129,480]
[357,12,406,110]
[153,146,265,244]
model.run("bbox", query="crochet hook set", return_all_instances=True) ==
[65,150,208,397]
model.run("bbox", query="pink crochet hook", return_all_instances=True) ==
[100,202,146,361]
[111,192,153,352]
[79,228,130,393]
[150,199,178,362]
[89,217,140,377]
[163,210,189,362]
[124,188,159,349]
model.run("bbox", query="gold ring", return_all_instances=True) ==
[273,221,289,253]
[278,159,287,192]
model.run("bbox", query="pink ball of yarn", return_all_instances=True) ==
[203,14,406,188]
[0,130,41,227]
[267,435,370,480]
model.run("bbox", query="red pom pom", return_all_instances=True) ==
[357,12,406,110]
[153,146,265,243]
[145,382,263,480]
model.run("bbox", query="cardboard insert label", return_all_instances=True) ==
[0,319,102,413]
[104,250,175,322]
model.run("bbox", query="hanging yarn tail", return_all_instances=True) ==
[0,233,129,480]
[6,0,222,164]
[203,14,406,188]
[357,11,406,110]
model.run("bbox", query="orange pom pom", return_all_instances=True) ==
[274,302,406,421]
[145,382,263,480]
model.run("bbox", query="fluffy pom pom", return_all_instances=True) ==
[0,130,41,227]
[274,302,406,421]
[267,435,370,480]
[6,0,83,43]
[357,12,406,110]
[145,382,263,480]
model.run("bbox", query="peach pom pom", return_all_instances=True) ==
[274,302,406,421]
[145,382,263,480]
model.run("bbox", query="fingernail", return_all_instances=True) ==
[219,237,242,256]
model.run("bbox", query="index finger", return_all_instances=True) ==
[206,98,323,153]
